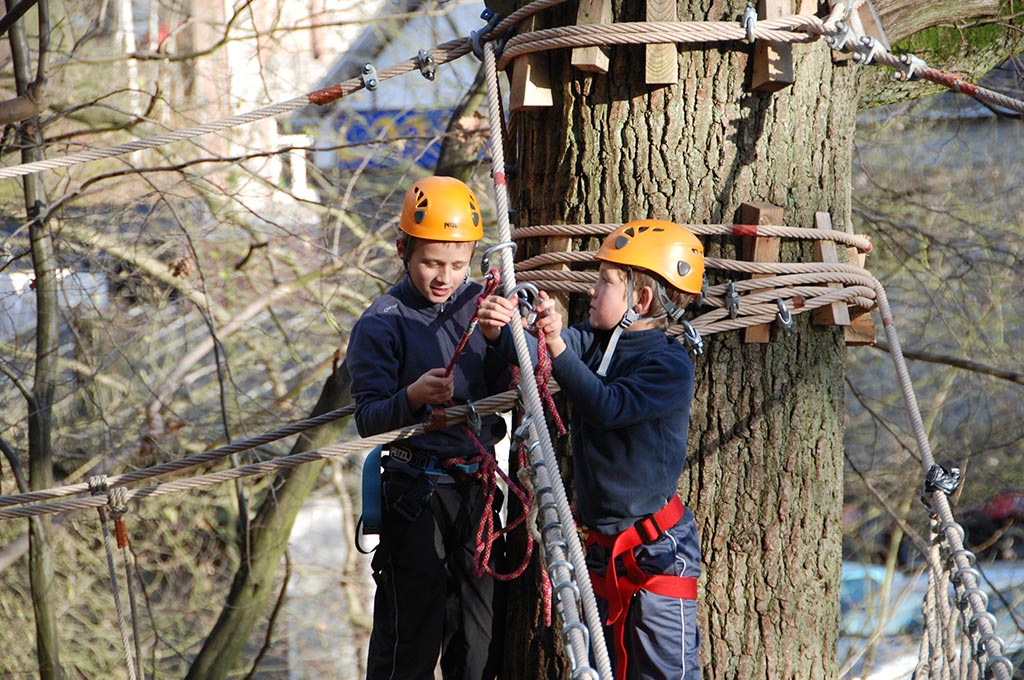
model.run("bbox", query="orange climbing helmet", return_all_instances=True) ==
[595,219,705,294]
[399,176,484,242]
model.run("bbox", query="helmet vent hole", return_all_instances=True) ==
[624,227,635,237]
[414,209,426,224]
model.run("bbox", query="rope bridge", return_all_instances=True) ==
[2,0,1022,677]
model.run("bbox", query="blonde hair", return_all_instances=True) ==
[629,268,696,329]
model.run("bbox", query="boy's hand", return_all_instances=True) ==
[533,292,566,358]
[407,367,454,410]
[477,295,517,342]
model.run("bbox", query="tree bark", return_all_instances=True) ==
[185,355,352,680]
[506,1,856,676]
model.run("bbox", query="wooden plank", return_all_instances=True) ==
[811,212,851,327]
[571,0,613,74]
[646,0,678,85]
[849,0,891,51]
[509,15,553,112]
[751,0,794,92]
[843,215,876,346]
[739,202,783,344]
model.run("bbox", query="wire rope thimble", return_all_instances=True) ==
[415,49,437,81]
[480,240,517,276]
[775,299,794,337]
[740,3,758,43]
[724,280,740,319]
[466,399,482,435]
[360,63,379,91]
[681,320,704,356]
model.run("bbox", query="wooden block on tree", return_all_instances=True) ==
[571,0,613,74]
[509,15,553,112]
[843,216,876,346]
[848,0,891,51]
[811,211,851,327]
[751,0,794,92]
[646,0,678,85]
[739,202,783,344]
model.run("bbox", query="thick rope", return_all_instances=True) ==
[0,405,357,509]
[0,389,525,521]
[91,478,139,680]
[482,39,609,680]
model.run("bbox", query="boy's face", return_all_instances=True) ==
[588,262,630,330]
[398,238,476,305]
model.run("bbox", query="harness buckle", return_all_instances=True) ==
[633,513,663,544]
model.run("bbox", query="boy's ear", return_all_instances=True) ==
[635,285,655,315]
[395,237,406,260]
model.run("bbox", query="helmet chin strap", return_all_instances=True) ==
[597,268,639,378]
[656,283,685,323]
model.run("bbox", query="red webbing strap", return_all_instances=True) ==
[588,496,694,679]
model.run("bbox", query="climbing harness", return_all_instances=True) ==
[584,496,697,680]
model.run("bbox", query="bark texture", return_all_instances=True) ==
[506,1,856,677]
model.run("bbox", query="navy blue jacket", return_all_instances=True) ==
[493,323,694,534]
[348,276,508,458]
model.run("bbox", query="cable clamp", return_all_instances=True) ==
[681,320,704,356]
[471,9,503,60]
[415,49,436,81]
[741,3,758,43]
[894,53,926,82]
[724,280,740,318]
[852,36,882,65]
[697,274,708,308]
[924,463,962,496]
[360,63,379,91]
[824,20,855,52]
[775,299,793,336]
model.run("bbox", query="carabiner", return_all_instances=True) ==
[507,282,540,327]
[775,299,794,337]
[480,240,517,276]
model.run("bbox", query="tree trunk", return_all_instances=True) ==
[507,1,856,676]
[186,356,352,680]
[7,0,62,676]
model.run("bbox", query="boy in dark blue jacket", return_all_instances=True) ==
[478,219,705,680]
[348,175,508,680]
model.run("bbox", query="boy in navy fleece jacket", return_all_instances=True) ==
[478,219,706,680]
[348,176,508,680]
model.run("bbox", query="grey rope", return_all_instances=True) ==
[0,405,357,509]
[91,477,140,680]
[483,39,610,680]
[0,390,522,521]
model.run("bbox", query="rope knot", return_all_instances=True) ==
[88,475,109,496]
[108,486,130,518]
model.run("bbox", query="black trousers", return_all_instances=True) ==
[366,467,506,680]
